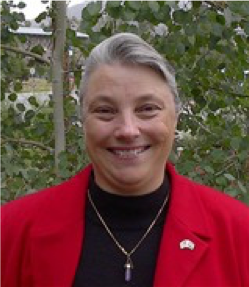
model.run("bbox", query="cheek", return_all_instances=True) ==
[84,120,111,146]
[149,120,171,140]
[146,117,176,145]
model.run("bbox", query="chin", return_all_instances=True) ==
[112,172,148,188]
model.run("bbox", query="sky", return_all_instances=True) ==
[12,0,85,20]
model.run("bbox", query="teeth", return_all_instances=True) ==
[113,148,145,158]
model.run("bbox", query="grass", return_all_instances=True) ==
[21,78,52,93]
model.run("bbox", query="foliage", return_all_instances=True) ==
[1,1,88,203]
[1,92,89,202]
[78,1,249,204]
[1,1,249,204]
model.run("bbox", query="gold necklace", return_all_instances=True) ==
[87,189,169,282]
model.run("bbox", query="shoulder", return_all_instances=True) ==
[1,165,92,229]
[168,163,249,284]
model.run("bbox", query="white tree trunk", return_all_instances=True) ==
[51,1,67,171]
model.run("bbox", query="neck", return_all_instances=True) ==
[94,173,165,196]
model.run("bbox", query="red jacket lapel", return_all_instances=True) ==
[30,166,91,287]
[153,164,211,287]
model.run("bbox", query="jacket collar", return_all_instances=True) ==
[153,163,211,287]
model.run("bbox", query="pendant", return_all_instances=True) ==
[124,256,133,282]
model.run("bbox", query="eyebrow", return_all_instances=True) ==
[89,95,115,104]
[135,94,166,107]
[135,94,163,102]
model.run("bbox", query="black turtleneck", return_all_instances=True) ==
[73,173,170,287]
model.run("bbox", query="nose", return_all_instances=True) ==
[114,112,140,141]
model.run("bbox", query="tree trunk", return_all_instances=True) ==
[51,1,67,172]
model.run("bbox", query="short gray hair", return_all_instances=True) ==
[79,32,181,116]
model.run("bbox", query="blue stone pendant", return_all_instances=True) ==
[124,257,133,282]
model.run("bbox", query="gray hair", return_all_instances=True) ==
[79,32,181,117]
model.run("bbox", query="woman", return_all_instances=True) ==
[2,33,249,287]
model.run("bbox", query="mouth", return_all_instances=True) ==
[107,146,151,159]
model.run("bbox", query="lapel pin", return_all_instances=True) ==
[180,239,195,250]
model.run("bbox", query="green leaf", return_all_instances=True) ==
[230,137,241,150]
[87,2,102,16]
[122,10,136,21]
[216,176,227,186]
[238,150,248,161]
[240,193,249,205]
[127,1,141,11]
[14,82,22,92]
[107,1,120,8]
[238,181,247,194]
[211,150,226,161]
[12,177,24,190]
[148,1,160,13]
[211,23,224,37]
[81,8,91,21]
[224,174,235,181]
[167,1,178,9]
[8,93,17,102]
[28,96,39,106]
[173,10,191,25]
[192,1,201,9]
[30,45,45,56]
[225,187,240,197]
[10,20,19,30]
[244,22,249,36]
[25,110,36,121]
[216,14,225,25]
[16,103,26,112]
[204,166,215,174]
[17,2,26,9]
[35,11,47,23]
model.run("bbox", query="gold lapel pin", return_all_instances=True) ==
[180,239,195,250]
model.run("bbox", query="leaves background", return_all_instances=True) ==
[1,1,249,204]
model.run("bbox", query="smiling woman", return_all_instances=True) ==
[83,63,177,195]
[2,33,249,287]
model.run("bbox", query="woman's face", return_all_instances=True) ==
[84,63,177,195]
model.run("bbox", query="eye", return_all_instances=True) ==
[94,107,115,114]
[93,106,117,120]
[136,104,161,117]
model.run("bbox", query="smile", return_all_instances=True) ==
[108,146,150,158]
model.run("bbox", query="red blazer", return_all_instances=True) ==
[2,164,249,287]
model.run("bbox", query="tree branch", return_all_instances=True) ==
[203,1,227,11]
[2,137,54,153]
[209,87,249,98]
[215,161,237,177]
[184,109,214,135]
[0,44,50,65]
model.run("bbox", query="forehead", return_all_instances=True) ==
[89,63,164,84]
[85,63,173,103]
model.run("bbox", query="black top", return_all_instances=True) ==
[73,173,170,287]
